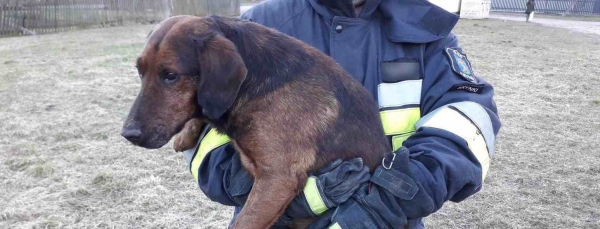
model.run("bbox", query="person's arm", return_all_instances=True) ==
[309,34,501,229]
[183,126,251,207]
[185,124,372,218]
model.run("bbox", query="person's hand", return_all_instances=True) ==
[305,185,388,229]
[308,147,433,229]
[284,157,371,218]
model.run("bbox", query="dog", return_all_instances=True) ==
[121,15,391,229]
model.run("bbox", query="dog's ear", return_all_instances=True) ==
[197,34,247,120]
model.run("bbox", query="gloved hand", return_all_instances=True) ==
[307,147,434,229]
[305,184,389,229]
[284,157,372,218]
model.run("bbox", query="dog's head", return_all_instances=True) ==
[121,16,247,149]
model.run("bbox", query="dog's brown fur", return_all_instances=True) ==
[173,118,204,152]
[122,15,391,229]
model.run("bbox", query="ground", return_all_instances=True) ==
[1,17,599,229]
[490,12,600,36]
[493,12,600,22]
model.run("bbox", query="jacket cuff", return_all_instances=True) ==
[366,148,436,227]
[304,176,329,215]
[223,152,253,206]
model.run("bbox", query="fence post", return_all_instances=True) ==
[35,0,39,34]
[11,1,15,36]
[7,0,11,36]
[60,0,64,32]
[0,2,4,36]
[0,1,5,37]
[25,0,30,34]
[116,0,120,25]
[67,0,71,29]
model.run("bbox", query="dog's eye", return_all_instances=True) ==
[166,72,177,80]
[164,72,179,84]
[135,66,143,78]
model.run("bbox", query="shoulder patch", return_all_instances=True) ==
[445,48,476,83]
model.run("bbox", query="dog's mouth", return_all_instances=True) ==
[128,131,171,149]
[122,123,175,150]
[140,134,171,149]
[122,109,202,150]
[139,118,197,150]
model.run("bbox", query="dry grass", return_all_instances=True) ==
[493,12,600,22]
[0,18,599,228]
[0,25,232,229]
[427,19,600,228]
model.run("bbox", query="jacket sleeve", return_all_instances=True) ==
[186,126,253,207]
[366,33,501,226]
[410,33,501,204]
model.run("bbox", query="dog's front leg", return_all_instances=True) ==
[230,171,302,229]
[173,118,204,152]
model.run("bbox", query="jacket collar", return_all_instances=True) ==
[379,0,459,43]
[311,0,381,19]
[309,0,459,44]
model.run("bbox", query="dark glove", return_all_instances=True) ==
[306,185,389,229]
[367,147,434,227]
[307,147,435,229]
[285,158,372,218]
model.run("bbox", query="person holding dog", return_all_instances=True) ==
[183,0,501,228]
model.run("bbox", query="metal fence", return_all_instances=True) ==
[491,0,600,15]
[0,0,240,37]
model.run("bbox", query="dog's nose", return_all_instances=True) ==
[121,126,142,144]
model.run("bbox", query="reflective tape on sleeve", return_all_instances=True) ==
[380,108,421,135]
[328,223,342,229]
[377,80,422,109]
[415,102,495,181]
[304,176,328,215]
[184,126,211,167]
[449,101,496,156]
[190,128,231,181]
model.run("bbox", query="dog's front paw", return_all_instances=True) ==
[174,118,204,152]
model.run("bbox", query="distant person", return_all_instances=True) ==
[526,0,535,22]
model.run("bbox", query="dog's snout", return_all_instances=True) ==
[121,126,142,144]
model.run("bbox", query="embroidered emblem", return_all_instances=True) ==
[450,83,485,94]
[445,48,476,83]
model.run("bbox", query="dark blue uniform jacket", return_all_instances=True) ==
[190,0,501,228]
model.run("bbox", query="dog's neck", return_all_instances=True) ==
[212,16,315,90]
[207,16,318,137]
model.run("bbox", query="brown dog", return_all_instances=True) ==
[121,15,390,229]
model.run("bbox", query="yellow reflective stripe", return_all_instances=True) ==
[304,176,328,215]
[419,108,491,181]
[190,128,231,181]
[328,223,342,229]
[391,132,414,151]
[380,108,421,135]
